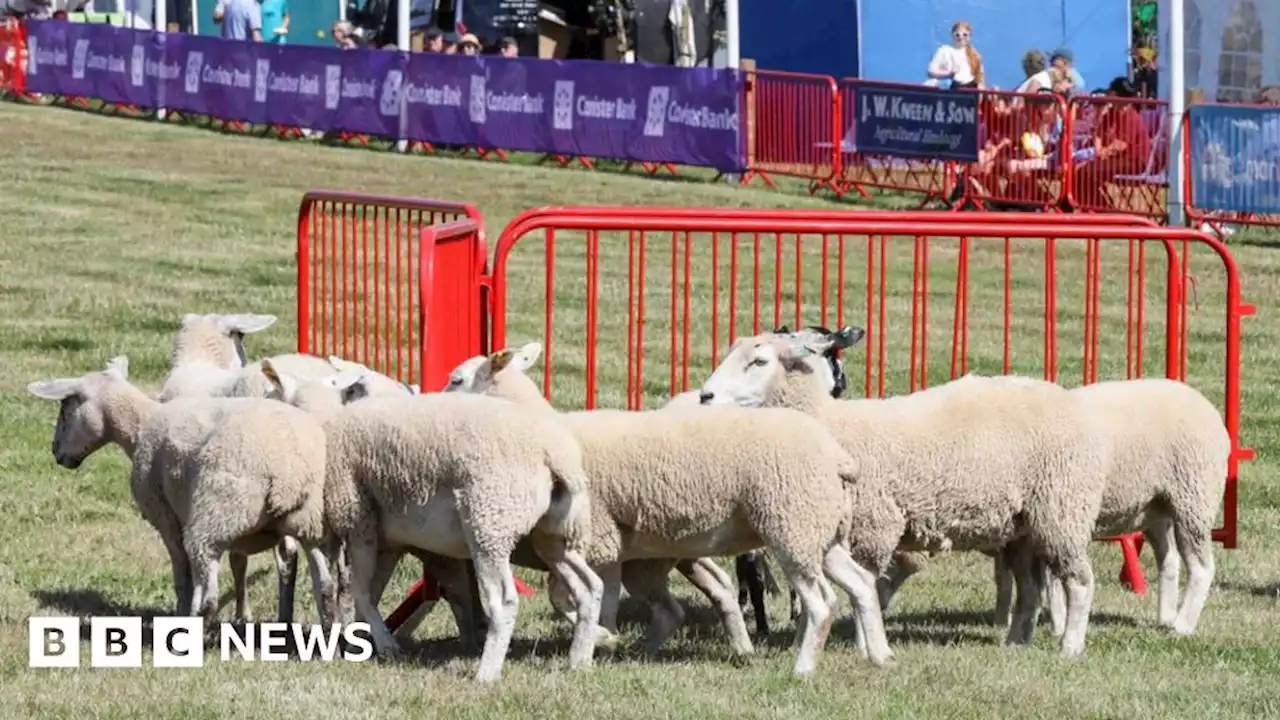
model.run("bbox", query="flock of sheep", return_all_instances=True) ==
[26,312,1231,682]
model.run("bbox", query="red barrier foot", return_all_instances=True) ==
[1116,533,1147,595]
[385,571,536,631]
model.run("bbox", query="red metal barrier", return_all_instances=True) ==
[296,190,534,632]
[0,18,26,98]
[736,69,841,193]
[954,90,1072,212]
[486,207,1254,594]
[1066,96,1170,220]
[834,79,956,206]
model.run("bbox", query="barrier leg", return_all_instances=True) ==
[1116,533,1147,595]
[384,569,536,632]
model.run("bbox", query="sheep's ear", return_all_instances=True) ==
[260,359,285,392]
[104,355,129,380]
[830,326,866,350]
[404,383,421,395]
[510,342,542,373]
[330,367,366,393]
[327,355,364,372]
[772,324,791,334]
[222,314,276,335]
[181,312,203,328]
[27,378,83,401]
[487,348,516,373]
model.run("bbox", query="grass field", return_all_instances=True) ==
[2,99,1280,719]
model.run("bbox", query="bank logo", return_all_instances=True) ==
[553,80,574,131]
[378,69,403,116]
[643,86,670,138]
[70,39,89,80]
[324,64,342,110]
[184,51,203,94]
[130,44,145,87]
[469,74,486,124]
[254,58,270,103]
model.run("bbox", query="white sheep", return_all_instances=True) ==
[882,377,1230,638]
[443,342,894,675]
[28,356,342,628]
[319,389,604,682]
[699,326,1113,657]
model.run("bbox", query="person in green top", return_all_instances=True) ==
[259,0,289,43]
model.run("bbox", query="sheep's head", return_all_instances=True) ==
[262,358,366,414]
[444,342,542,395]
[771,324,853,398]
[27,356,132,469]
[699,326,864,407]
[174,313,277,369]
[326,355,418,401]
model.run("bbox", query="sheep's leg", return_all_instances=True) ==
[305,545,338,626]
[1003,542,1042,647]
[160,531,194,616]
[1171,521,1215,636]
[347,528,402,659]
[186,543,223,627]
[534,537,602,671]
[424,556,487,650]
[780,567,832,677]
[1045,565,1067,637]
[548,570,577,622]
[275,537,299,624]
[331,538,354,624]
[992,550,1014,629]
[595,561,623,636]
[1145,519,1181,628]
[680,557,754,656]
[824,545,894,666]
[735,553,771,636]
[878,551,928,612]
[1053,554,1096,658]
[469,550,519,683]
[229,552,252,623]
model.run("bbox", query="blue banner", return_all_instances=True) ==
[1190,104,1280,214]
[852,82,979,162]
[23,19,748,173]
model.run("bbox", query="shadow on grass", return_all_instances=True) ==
[1218,581,1280,599]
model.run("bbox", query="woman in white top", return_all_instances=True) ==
[926,20,984,89]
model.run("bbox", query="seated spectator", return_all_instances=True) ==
[442,31,459,54]
[1014,50,1049,94]
[498,36,518,57]
[424,27,444,52]
[1071,78,1151,209]
[1050,48,1085,92]
[458,32,480,56]
[925,20,984,89]
[332,20,358,49]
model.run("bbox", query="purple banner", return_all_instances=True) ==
[23,19,746,172]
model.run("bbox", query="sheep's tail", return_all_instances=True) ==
[542,441,593,552]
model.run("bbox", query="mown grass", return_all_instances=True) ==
[1,99,1278,719]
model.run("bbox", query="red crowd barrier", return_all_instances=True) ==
[0,18,27,98]
[735,69,841,193]
[484,207,1254,594]
[296,190,535,632]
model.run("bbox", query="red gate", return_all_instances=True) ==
[485,208,1254,593]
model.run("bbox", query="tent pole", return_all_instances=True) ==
[1168,0,1185,226]
[724,0,740,184]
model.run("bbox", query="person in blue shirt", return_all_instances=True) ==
[260,0,290,43]
[213,0,263,41]
[1051,48,1085,93]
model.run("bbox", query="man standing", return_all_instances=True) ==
[213,0,263,41]
[1050,48,1084,92]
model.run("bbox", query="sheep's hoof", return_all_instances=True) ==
[728,653,753,669]
[374,645,405,663]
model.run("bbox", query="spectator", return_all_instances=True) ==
[925,20,984,89]
[1071,78,1151,209]
[1014,50,1048,94]
[1132,46,1157,99]
[213,0,263,41]
[458,32,480,56]
[261,0,290,44]
[1050,48,1085,92]
[332,20,358,49]
[442,31,459,54]
[498,36,518,57]
[424,27,444,52]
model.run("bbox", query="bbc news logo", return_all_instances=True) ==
[29,617,374,668]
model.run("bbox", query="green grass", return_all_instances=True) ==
[1,99,1279,719]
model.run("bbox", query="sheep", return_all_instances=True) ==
[881,377,1230,638]
[698,326,1113,657]
[318,388,604,683]
[27,356,342,628]
[444,341,894,675]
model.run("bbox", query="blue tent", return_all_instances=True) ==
[740,0,1130,93]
